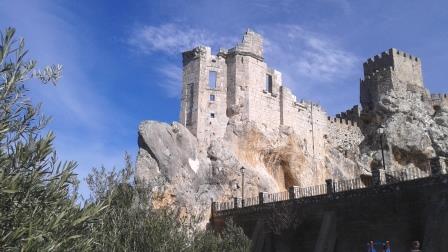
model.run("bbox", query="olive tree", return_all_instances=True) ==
[0,27,104,251]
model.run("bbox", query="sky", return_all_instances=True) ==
[1,0,447,197]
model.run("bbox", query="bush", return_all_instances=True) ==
[86,154,252,252]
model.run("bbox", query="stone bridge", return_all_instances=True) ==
[210,157,448,252]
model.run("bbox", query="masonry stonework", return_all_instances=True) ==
[180,30,360,158]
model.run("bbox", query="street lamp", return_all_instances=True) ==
[377,125,386,170]
[240,166,245,207]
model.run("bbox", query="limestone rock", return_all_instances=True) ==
[136,119,366,225]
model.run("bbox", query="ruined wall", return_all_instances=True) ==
[181,46,228,151]
[246,60,282,129]
[180,30,362,164]
[279,87,329,159]
[327,117,363,157]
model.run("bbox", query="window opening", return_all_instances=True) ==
[209,71,217,89]
[266,74,273,93]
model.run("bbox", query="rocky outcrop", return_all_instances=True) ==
[136,118,366,226]
[359,85,448,172]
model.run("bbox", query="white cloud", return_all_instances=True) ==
[128,23,232,55]
[128,23,236,97]
[157,63,182,98]
[261,25,359,87]
[129,23,359,99]
[0,0,133,198]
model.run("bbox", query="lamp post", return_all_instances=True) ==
[240,166,245,207]
[377,125,386,170]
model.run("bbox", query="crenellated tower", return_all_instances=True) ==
[360,48,429,114]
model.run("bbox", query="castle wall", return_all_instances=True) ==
[245,57,282,129]
[430,93,448,108]
[180,49,201,134]
[361,49,427,113]
[181,46,228,151]
[280,87,329,159]
[180,30,363,161]
[327,117,363,156]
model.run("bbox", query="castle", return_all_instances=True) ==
[179,29,447,164]
[136,29,448,251]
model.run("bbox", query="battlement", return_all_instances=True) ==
[228,29,264,61]
[431,93,448,107]
[335,105,361,122]
[182,46,211,65]
[361,66,393,81]
[431,93,448,100]
[327,116,358,127]
[363,48,420,77]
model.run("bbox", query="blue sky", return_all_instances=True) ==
[1,0,447,197]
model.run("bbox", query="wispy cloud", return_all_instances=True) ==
[128,23,359,100]
[156,63,182,98]
[128,23,233,55]
[261,25,359,88]
[0,0,133,198]
[128,23,236,97]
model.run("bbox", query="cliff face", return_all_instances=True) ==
[136,116,367,226]
[359,77,448,173]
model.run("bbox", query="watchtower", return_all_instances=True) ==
[180,45,229,151]
[360,48,426,112]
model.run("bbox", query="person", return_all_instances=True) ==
[367,241,377,252]
[384,241,391,252]
[410,241,421,252]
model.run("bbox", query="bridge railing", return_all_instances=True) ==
[386,166,429,184]
[333,177,370,193]
[293,184,327,198]
[213,158,447,213]
[266,191,289,203]
[244,196,259,207]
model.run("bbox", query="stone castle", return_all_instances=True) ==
[136,29,448,236]
[178,29,447,166]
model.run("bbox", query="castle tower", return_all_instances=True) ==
[225,29,283,128]
[180,46,228,151]
[179,30,284,150]
[360,48,428,114]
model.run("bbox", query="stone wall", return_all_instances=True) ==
[180,29,361,162]
[327,117,363,156]
[180,46,229,151]
[431,93,448,108]
[212,174,448,252]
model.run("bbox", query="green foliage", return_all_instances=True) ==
[0,27,251,251]
[191,220,252,252]
[0,27,104,251]
[86,154,252,252]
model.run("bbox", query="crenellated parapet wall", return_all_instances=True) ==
[362,48,421,78]
[335,105,361,123]
[327,116,358,127]
[326,115,363,156]
[431,93,448,107]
